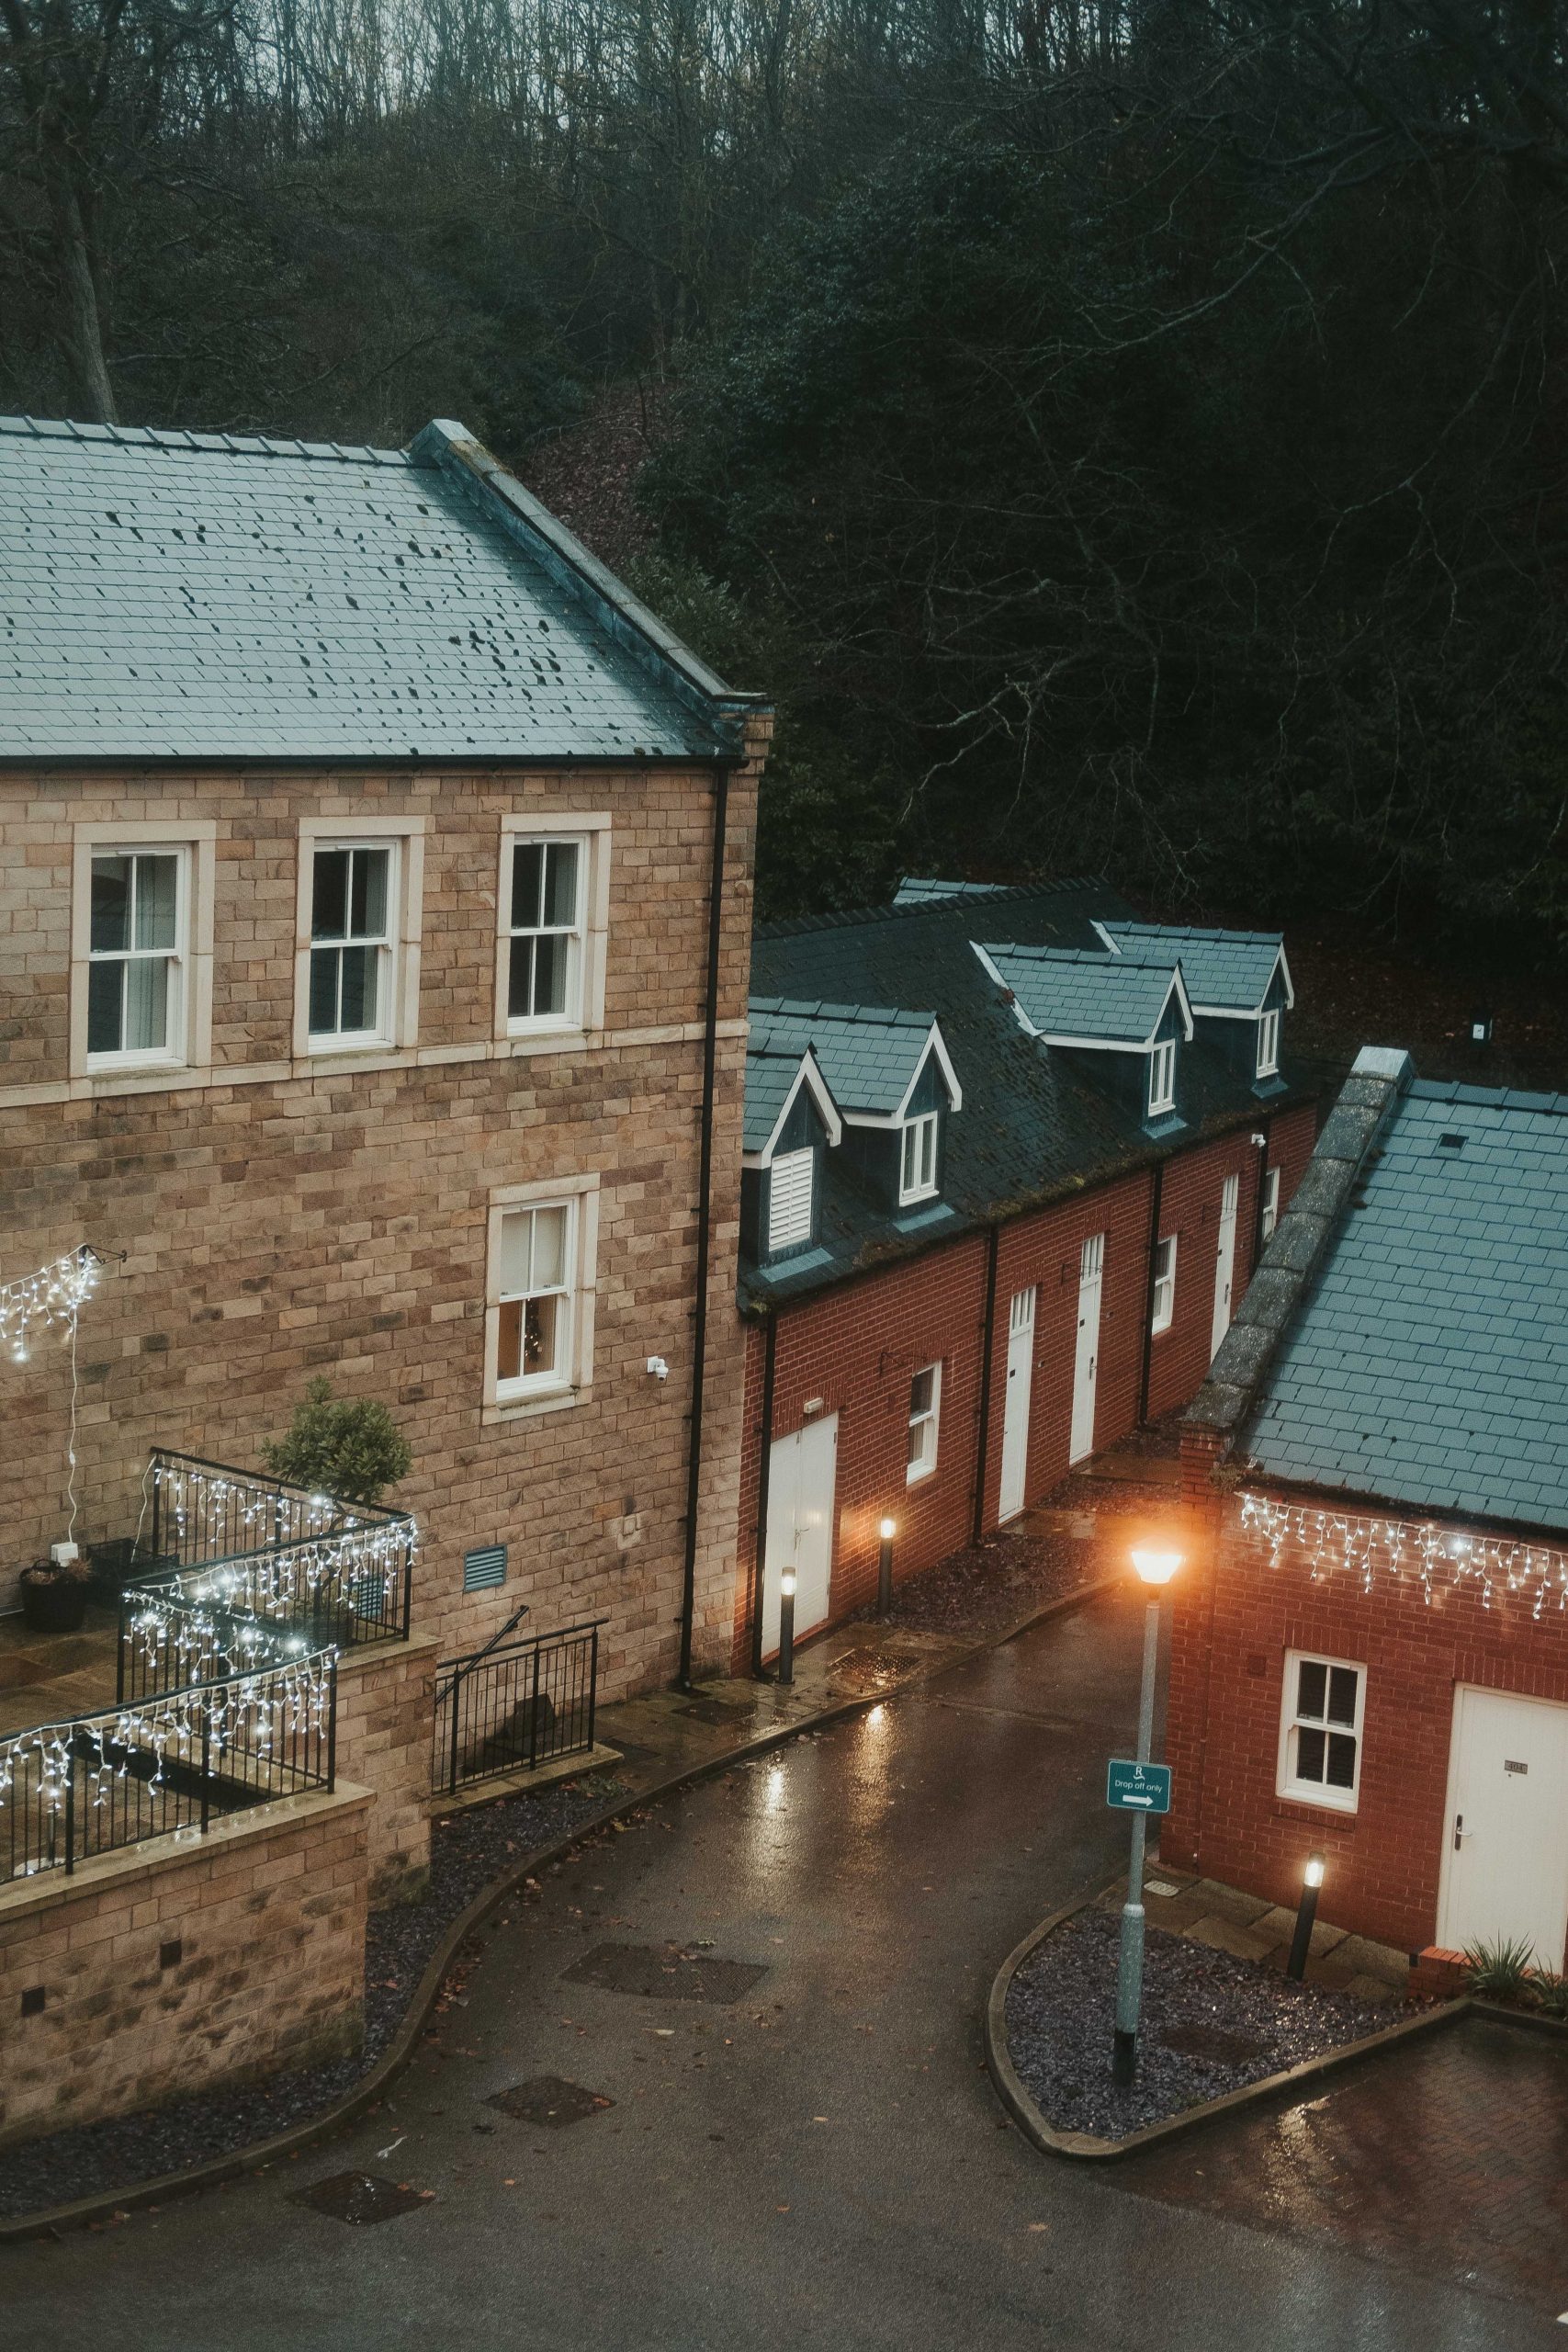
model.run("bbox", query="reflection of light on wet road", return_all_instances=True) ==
[763,1760,787,1813]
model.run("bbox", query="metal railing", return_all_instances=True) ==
[116,1587,319,1707]
[433,1618,605,1798]
[0,1652,337,1887]
[131,1450,416,1659]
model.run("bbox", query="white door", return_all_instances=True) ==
[1210,1174,1239,1361]
[1068,1235,1104,1465]
[998,1287,1036,1521]
[1437,1687,1568,1966]
[761,1415,838,1657]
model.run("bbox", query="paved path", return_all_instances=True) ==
[5,1592,1555,2351]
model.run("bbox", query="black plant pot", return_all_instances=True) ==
[19,1577,89,1634]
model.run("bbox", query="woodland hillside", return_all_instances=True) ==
[5,0,1568,956]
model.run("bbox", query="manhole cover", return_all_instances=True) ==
[292,2171,430,2225]
[560,1940,767,2003]
[676,1698,748,1725]
[489,2076,615,2127]
[1158,2022,1269,2064]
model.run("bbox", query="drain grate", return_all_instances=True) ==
[292,2171,430,2226]
[676,1698,750,1726]
[489,2075,615,2127]
[1157,2021,1269,2064]
[560,1940,767,2003]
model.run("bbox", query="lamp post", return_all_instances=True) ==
[778,1568,796,1687]
[1112,1544,1183,2087]
[876,1518,897,1618]
[1286,1852,1325,1981]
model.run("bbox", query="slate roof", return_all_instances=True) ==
[742,882,1314,1306]
[1241,1077,1568,1533]
[748,1000,941,1118]
[1099,922,1287,1013]
[893,877,1008,907]
[980,943,1187,1046]
[0,413,749,761]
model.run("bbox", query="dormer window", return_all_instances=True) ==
[768,1148,815,1253]
[899,1113,940,1205]
[1148,1038,1177,1117]
[1257,1007,1280,1078]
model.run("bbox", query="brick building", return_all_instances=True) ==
[731,883,1319,1670]
[1168,1048,1568,1975]
[0,413,764,2144]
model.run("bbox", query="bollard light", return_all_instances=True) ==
[1287,1851,1326,1981]
[1112,1540,1184,2086]
[778,1567,797,1687]
[877,1518,897,1617]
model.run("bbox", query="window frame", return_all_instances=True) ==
[71,822,216,1086]
[1261,1166,1281,1241]
[1257,1006,1281,1077]
[483,1172,600,1420]
[1277,1648,1366,1813]
[294,817,424,1060]
[1150,1235,1177,1335]
[906,1361,942,1485]
[898,1111,941,1206]
[495,812,611,1047]
[1148,1037,1177,1117]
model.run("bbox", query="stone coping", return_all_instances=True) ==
[0,1571,1123,2239]
[984,1880,1465,2162]
[0,1781,373,1926]
[430,1744,625,1817]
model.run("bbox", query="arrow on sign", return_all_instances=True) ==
[1122,1796,1154,1807]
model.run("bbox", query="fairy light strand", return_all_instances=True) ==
[1239,1491,1568,1619]
[0,1246,100,1366]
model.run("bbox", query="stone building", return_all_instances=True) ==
[0,412,765,2147]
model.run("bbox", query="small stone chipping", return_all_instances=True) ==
[1005,1908,1395,2143]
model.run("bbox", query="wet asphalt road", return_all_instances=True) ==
[3,1590,1548,2351]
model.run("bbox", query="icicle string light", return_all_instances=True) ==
[0,1246,100,1366]
[149,1456,416,1630]
[0,1652,336,1842]
[1239,1491,1568,1618]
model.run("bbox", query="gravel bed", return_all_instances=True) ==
[852,1526,1102,1640]
[0,1771,623,2221]
[1005,1908,1393,2142]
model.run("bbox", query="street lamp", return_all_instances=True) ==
[1286,1852,1325,1981]
[1112,1544,1184,2086]
[778,1569,796,1687]
[877,1518,897,1617]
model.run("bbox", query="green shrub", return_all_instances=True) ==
[261,1377,412,1507]
[1463,1935,1537,2000]
[1532,1972,1568,2020]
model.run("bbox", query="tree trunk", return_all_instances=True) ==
[49,163,116,423]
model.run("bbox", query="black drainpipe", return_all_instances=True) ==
[1136,1157,1165,1429]
[676,760,732,1693]
[749,1310,780,1679]
[970,1224,1001,1546]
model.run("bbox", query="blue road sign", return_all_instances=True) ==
[1106,1758,1172,1815]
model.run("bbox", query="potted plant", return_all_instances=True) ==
[261,1376,412,1507]
[18,1555,92,1634]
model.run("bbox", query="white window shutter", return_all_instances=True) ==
[768,1148,815,1251]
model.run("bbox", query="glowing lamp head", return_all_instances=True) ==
[1303,1852,1325,1889]
[781,1570,796,1600]
[878,1517,897,1543]
[1130,1545,1183,1588]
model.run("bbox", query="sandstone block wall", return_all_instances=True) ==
[333,1635,438,1901]
[0,1785,369,2153]
[0,743,761,1724]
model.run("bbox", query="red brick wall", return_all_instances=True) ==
[730,1103,1319,1671]
[1163,1488,1568,1962]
